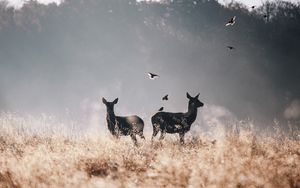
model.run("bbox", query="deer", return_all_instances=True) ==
[151,92,204,144]
[102,97,145,146]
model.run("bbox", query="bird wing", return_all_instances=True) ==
[148,72,159,77]
[225,21,232,26]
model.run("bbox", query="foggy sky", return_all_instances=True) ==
[2,0,300,8]
[0,0,299,128]
[219,0,300,7]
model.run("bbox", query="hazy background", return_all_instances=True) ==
[0,0,299,131]
[3,0,300,8]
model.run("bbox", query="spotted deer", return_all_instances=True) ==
[102,97,145,145]
[151,92,204,144]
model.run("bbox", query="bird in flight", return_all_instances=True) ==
[251,6,255,9]
[225,16,236,26]
[162,94,168,101]
[158,107,164,111]
[147,72,160,80]
[227,46,235,50]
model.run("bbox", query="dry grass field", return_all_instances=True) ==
[0,113,299,188]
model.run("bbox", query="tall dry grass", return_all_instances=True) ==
[0,113,299,188]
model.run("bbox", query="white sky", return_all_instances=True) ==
[3,0,62,8]
[2,0,299,8]
[219,0,299,7]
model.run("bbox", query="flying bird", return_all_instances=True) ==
[227,46,235,50]
[251,6,255,9]
[148,72,159,80]
[225,16,236,26]
[162,94,169,101]
[158,107,164,111]
[263,15,268,18]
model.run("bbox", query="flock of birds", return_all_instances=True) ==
[147,72,169,111]
[224,6,269,51]
[147,5,264,110]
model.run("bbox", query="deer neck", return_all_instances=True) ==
[106,109,116,134]
[185,104,198,125]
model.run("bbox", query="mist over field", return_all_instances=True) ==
[0,0,299,129]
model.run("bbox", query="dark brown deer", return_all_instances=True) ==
[102,97,145,145]
[151,92,204,144]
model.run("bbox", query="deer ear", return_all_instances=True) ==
[195,93,200,99]
[102,97,107,104]
[186,92,192,99]
[113,98,118,104]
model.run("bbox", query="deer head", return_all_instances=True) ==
[187,92,204,108]
[102,97,118,114]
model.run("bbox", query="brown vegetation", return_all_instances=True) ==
[0,114,299,187]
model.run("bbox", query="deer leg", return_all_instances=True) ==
[130,133,138,146]
[114,122,120,139]
[138,132,145,140]
[159,129,166,141]
[151,124,160,142]
[179,132,185,145]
